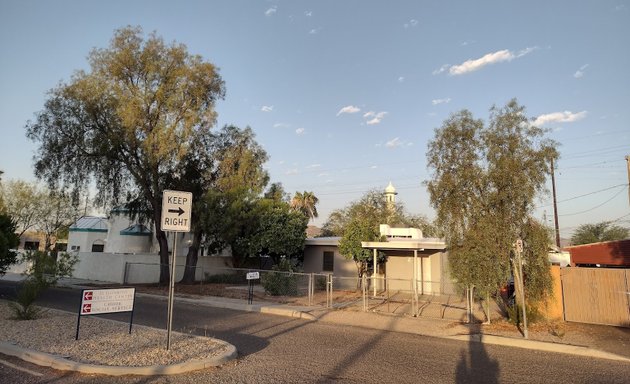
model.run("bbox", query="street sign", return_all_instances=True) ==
[161,190,193,232]
[79,288,135,315]
[246,271,260,280]
[76,288,136,340]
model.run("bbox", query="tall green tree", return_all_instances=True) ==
[426,99,558,302]
[0,213,20,276]
[570,221,629,245]
[290,191,319,222]
[26,27,225,284]
[178,125,269,281]
[338,219,382,286]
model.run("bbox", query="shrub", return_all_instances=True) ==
[261,258,299,296]
[8,280,46,320]
[506,302,543,326]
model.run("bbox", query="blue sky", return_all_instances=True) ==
[1,1,629,239]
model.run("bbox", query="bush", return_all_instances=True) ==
[8,280,46,320]
[261,258,299,296]
[506,302,543,325]
[8,250,77,320]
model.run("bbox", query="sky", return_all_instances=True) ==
[0,0,629,239]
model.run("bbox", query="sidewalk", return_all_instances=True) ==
[6,274,630,363]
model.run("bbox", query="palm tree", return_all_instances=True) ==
[291,191,319,222]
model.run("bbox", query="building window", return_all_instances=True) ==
[91,244,104,252]
[323,251,334,272]
[24,241,40,251]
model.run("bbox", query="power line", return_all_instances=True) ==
[559,185,628,217]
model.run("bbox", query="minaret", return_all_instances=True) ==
[384,181,397,206]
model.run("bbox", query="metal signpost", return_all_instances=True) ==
[76,288,136,340]
[246,271,260,304]
[515,239,528,339]
[161,190,192,350]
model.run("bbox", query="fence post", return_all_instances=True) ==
[123,262,129,285]
[308,273,313,306]
[362,274,368,311]
[326,273,333,308]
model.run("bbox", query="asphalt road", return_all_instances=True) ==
[1,282,630,383]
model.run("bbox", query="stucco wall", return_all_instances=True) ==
[72,252,233,284]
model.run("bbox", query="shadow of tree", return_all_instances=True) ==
[455,322,500,384]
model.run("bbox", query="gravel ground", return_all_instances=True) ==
[0,301,228,367]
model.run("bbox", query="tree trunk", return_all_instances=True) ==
[180,228,202,284]
[157,229,170,285]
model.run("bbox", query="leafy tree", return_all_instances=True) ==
[426,99,558,304]
[174,125,268,282]
[264,182,290,202]
[570,221,629,245]
[0,213,20,276]
[290,191,319,222]
[321,189,435,237]
[338,219,383,287]
[249,199,308,264]
[26,27,225,284]
[1,180,43,237]
[1,181,77,251]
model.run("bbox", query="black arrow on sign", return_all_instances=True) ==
[168,207,185,216]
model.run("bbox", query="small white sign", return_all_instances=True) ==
[246,272,260,280]
[161,190,193,232]
[80,288,135,316]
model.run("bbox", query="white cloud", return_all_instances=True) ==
[295,127,305,135]
[574,64,589,78]
[370,165,378,169]
[317,172,329,177]
[261,105,273,112]
[336,105,361,116]
[432,98,451,105]
[432,64,450,75]
[307,164,321,169]
[364,111,387,125]
[385,137,412,148]
[386,137,402,148]
[285,168,298,175]
[309,28,320,35]
[436,47,537,76]
[265,6,277,16]
[273,122,290,128]
[305,10,312,17]
[534,111,588,126]
[398,76,405,82]
[404,19,418,28]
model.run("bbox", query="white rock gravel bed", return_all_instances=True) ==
[0,301,228,367]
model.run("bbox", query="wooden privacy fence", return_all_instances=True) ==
[561,267,630,327]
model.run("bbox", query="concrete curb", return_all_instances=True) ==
[447,334,630,363]
[0,340,237,376]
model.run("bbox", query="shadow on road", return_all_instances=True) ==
[455,322,500,384]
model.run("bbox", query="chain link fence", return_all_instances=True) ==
[123,262,330,306]
[123,262,487,320]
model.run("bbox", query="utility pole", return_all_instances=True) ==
[625,155,630,206]
[551,159,561,249]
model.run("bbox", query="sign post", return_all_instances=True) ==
[514,239,528,339]
[161,190,192,350]
[246,271,260,304]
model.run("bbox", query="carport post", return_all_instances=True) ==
[373,248,378,297]
[413,249,418,315]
